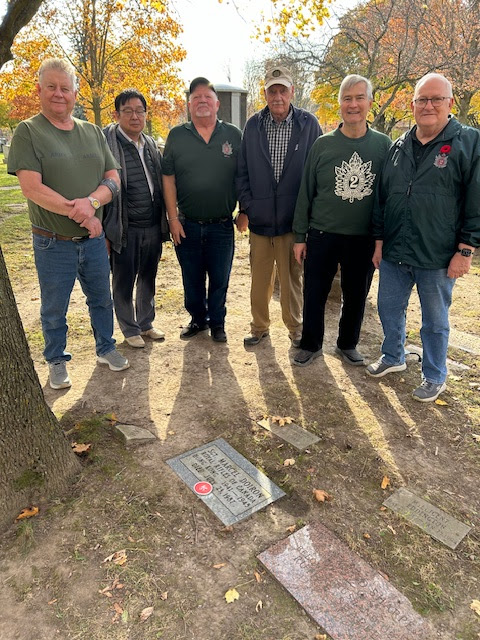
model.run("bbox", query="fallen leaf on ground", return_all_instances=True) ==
[313,489,333,503]
[224,588,240,603]
[270,415,293,426]
[315,635,327,640]
[363,532,371,539]
[71,442,92,454]
[213,563,227,569]
[15,506,39,521]
[283,458,295,466]
[387,525,397,535]
[254,570,262,583]
[103,549,127,566]
[139,606,154,622]
[255,600,263,612]
[113,603,123,615]
[381,476,391,490]
[286,524,297,533]
[106,413,118,424]
[160,591,168,600]
[434,398,448,406]
[47,599,57,605]
[221,525,233,533]
[470,599,480,616]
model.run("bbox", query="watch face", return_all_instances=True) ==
[89,197,101,209]
[460,248,473,257]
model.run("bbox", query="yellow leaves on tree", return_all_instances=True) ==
[0,0,186,130]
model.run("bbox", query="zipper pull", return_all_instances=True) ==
[406,181,412,196]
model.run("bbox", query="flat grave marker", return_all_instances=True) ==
[257,418,320,451]
[166,438,285,526]
[258,522,432,640]
[383,487,471,550]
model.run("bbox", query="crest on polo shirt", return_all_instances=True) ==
[334,151,375,203]
[222,141,233,157]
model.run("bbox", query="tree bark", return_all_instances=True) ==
[0,0,44,66]
[0,246,80,531]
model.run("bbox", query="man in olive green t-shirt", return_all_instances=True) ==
[292,74,391,367]
[162,77,241,343]
[7,58,128,390]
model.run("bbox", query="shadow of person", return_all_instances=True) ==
[166,337,251,451]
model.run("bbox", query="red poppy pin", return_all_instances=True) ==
[434,144,451,168]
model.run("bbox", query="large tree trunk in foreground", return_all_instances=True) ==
[0,0,43,66]
[0,246,80,531]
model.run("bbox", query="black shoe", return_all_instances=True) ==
[211,327,227,342]
[244,332,269,346]
[180,322,208,339]
[293,348,323,367]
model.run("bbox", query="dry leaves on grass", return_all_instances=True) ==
[270,415,294,427]
[71,442,92,455]
[106,413,118,425]
[160,591,168,601]
[286,524,297,533]
[434,398,448,406]
[99,577,125,597]
[381,476,391,490]
[103,549,127,566]
[255,600,263,612]
[224,588,240,603]
[470,599,480,616]
[15,506,39,521]
[139,606,154,622]
[283,458,295,467]
[213,562,227,569]
[313,489,333,503]
[254,570,262,583]
[315,635,327,640]
[472,434,480,442]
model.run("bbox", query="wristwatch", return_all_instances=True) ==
[457,248,474,257]
[88,196,101,210]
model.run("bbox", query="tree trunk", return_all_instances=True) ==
[0,246,80,532]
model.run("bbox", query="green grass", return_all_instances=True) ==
[0,153,19,187]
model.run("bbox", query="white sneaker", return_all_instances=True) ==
[49,361,72,389]
[141,327,165,340]
[125,335,145,348]
[97,349,130,371]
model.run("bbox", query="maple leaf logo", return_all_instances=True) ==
[334,151,376,203]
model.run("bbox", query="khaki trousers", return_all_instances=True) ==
[249,231,303,337]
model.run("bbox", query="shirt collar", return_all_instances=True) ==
[265,104,293,125]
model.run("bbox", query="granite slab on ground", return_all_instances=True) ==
[258,522,433,640]
[166,438,285,526]
[383,487,471,550]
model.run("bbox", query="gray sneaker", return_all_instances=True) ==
[293,348,323,367]
[49,361,72,390]
[244,332,269,346]
[335,347,365,366]
[412,380,447,402]
[366,357,406,377]
[97,349,130,371]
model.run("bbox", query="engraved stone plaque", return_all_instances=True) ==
[383,487,471,549]
[166,438,285,526]
[258,523,432,640]
[257,418,320,451]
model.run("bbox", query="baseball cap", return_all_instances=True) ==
[264,66,293,90]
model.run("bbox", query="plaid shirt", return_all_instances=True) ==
[263,106,293,182]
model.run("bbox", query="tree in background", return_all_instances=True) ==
[0,0,186,130]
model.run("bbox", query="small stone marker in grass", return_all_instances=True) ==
[257,417,320,451]
[115,423,156,447]
[383,487,471,550]
[166,438,285,526]
[258,522,432,640]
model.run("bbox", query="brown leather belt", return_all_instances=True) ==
[32,226,88,242]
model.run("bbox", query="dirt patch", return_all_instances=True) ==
[1,224,479,640]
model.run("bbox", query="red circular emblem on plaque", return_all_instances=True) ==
[193,481,213,496]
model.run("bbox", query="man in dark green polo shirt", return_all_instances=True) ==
[162,77,241,342]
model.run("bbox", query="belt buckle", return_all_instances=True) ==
[71,236,84,242]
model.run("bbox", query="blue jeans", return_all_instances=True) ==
[377,259,455,383]
[175,218,234,328]
[33,230,115,362]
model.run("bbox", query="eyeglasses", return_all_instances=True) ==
[413,97,452,107]
[119,108,146,117]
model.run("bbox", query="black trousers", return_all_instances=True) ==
[111,225,162,338]
[300,229,375,352]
